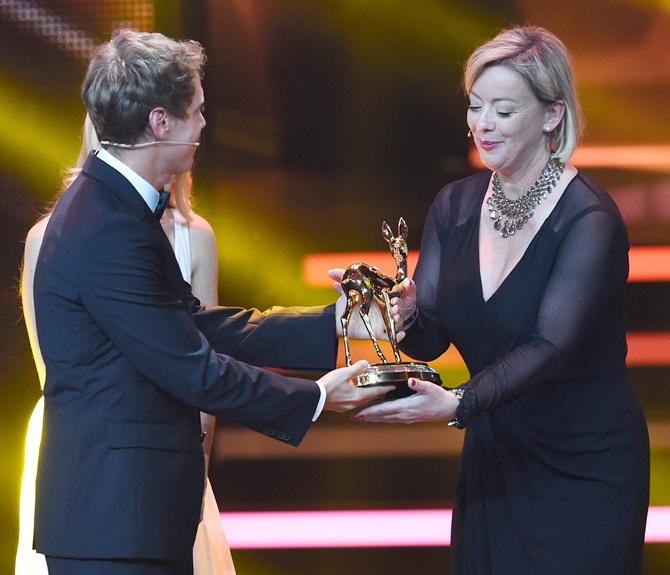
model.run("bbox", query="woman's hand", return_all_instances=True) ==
[329,268,406,342]
[390,277,417,328]
[352,379,460,423]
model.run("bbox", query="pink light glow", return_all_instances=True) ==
[645,506,670,543]
[222,509,451,549]
[221,507,670,549]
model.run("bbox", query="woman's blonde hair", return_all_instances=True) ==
[63,114,194,220]
[463,26,582,162]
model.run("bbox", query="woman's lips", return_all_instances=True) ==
[479,140,501,151]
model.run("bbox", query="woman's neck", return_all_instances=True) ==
[495,150,553,199]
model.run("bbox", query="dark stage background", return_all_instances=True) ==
[1,1,669,573]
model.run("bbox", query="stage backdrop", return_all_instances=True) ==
[1,1,668,573]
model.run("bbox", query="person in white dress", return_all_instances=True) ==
[15,116,236,575]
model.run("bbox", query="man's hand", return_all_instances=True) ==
[352,378,459,423]
[319,360,393,413]
[327,268,346,295]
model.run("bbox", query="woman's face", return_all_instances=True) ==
[466,65,559,177]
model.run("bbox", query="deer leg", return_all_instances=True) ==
[380,291,402,363]
[359,300,388,364]
[341,315,352,367]
[341,292,357,367]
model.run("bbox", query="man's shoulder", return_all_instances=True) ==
[50,178,108,234]
[47,173,156,259]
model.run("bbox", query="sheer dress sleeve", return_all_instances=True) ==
[399,187,453,360]
[404,189,629,427]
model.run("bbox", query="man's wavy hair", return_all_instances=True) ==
[82,29,206,145]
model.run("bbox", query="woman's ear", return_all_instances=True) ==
[148,107,170,139]
[543,100,565,133]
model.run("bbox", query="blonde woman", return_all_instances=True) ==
[16,116,236,575]
[358,26,649,574]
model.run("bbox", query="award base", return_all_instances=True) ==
[356,362,442,400]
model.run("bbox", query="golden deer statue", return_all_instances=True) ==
[340,218,408,366]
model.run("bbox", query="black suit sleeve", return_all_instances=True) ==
[194,304,338,371]
[79,214,328,445]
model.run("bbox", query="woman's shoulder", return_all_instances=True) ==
[555,171,625,230]
[23,216,50,277]
[570,172,620,211]
[436,170,490,197]
[26,215,50,246]
[185,211,219,303]
[187,211,217,258]
[429,170,490,227]
[187,212,216,242]
[187,212,215,233]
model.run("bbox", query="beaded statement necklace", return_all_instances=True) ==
[486,158,564,238]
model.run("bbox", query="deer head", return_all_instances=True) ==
[381,217,408,283]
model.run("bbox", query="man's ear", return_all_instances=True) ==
[148,107,170,139]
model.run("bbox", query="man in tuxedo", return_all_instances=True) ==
[33,30,389,575]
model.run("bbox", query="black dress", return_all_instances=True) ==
[400,171,649,575]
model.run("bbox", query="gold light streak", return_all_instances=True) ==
[469,145,670,173]
[303,247,670,287]
[303,250,670,367]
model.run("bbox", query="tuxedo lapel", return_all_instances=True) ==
[81,151,200,314]
[81,152,154,222]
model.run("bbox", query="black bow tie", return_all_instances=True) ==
[154,190,171,220]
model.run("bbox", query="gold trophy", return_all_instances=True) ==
[340,218,442,399]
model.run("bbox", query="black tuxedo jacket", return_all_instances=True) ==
[33,153,336,560]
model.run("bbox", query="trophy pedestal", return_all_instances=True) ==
[356,362,442,400]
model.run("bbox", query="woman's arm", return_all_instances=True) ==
[21,217,50,388]
[188,213,219,468]
[189,213,218,310]
[398,188,453,360]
